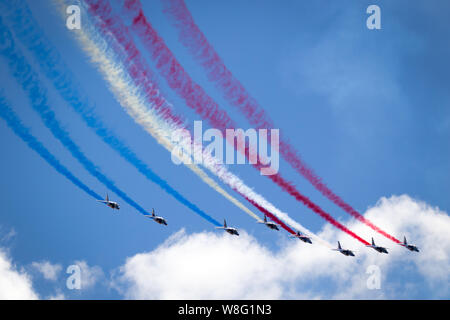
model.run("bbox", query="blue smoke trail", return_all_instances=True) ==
[0,16,150,216]
[0,0,221,226]
[0,93,102,201]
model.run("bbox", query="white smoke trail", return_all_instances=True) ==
[55,1,261,224]
[56,0,332,247]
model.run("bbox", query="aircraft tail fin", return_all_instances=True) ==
[338,241,342,250]
[152,208,155,217]
[372,237,375,246]
[106,193,109,202]
[224,219,227,228]
[404,236,407,244]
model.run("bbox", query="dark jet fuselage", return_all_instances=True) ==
[153,217,167,225]
[299,237,313,244]
[226,228,239,236]
[341,249,355,256]
[108,202,120,210]
[405,244,419,252]
[371,246,389,254]
[266,223,279,231]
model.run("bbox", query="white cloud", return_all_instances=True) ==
[47,292,65,300]
[114,230,283,299]
[114,195,450,299]
[0,228,16,243]
[31,261,62,281]
[0,249,39,299]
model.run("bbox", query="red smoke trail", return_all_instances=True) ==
[266,173,369,245]
[84,0,183,128]
[84,0,291,232]
[115,0,370,245]
[121,0,234,131]
[160,0,401,244]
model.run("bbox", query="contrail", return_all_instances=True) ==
[80,0,337,247]
[0,16,150,216]
[160,0,400,244]
[1,1,221,227]
[72,0,263,225]
[0,93,102,201]
[110,0,369,245]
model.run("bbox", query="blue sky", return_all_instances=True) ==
[0,0,449,299]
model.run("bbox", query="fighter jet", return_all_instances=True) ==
[290,231,312,244]
[145,208,167,226]
[257,215,279,231]
[97,193,120,210]
[399,236,419,252]
[366,237,389,254]
[332,241,355,256]
[216,219,239,236]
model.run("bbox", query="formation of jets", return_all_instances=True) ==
[97,195,168,225]
[96,195,420,256]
